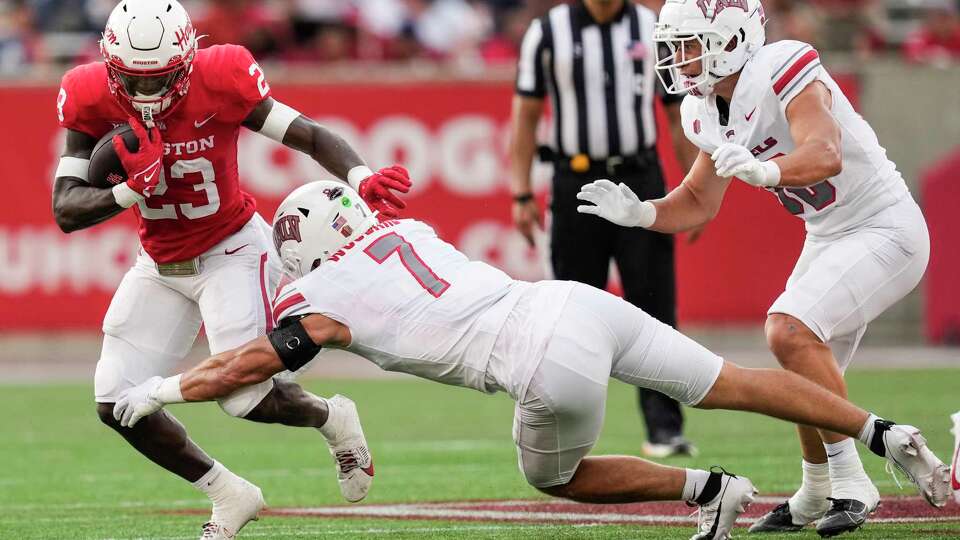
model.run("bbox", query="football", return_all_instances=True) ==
[87,124,138,189]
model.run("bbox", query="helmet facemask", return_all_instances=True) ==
[105,54,194,122]
[655,30,747,98]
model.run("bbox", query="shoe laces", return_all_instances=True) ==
[826,497,856,512]
[884,461,906,491]
[335,450,359,473]
[335,446,369,474]
[770,501,790,515]
[200,522,220,539]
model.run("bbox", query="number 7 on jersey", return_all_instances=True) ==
[364,232,450,297]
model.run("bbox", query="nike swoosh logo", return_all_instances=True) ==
[224,244,249,255]
[144,169,157,183]
[827,451,843,458]
[745,107,757,121]
[194,114,216,128]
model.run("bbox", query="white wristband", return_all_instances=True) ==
[636,200,657,228]
[156,374,185,404]
[112,182,144,208]
[760,160,781,187]
[346,165,374,190]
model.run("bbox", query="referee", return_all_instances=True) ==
[508,0,700,457]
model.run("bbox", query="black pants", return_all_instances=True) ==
[549,156,685,444]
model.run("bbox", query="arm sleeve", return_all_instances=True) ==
[771,43,823,114]
[515,18,548,98]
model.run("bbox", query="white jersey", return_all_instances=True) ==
[680,40,910,236]
[271,219,530,393]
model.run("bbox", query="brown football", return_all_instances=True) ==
[87,124,138,189]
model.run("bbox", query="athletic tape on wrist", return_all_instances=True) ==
[762,160,782,187]
[347,165,374,190]
[259,101,302,142]
[112,182,144,208]
[157,374,185,404]
[55,156,90,181]
[637,201,657,229]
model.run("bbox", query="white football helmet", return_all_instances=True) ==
[654,0,767,97]
[101,0,198,121]
[273,181,379,279]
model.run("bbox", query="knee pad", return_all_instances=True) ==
[217,379,275,417]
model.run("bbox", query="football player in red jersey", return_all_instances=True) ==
[51,1,403,537]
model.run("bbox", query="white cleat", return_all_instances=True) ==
[949,412,960,505]
[323,394,374,503]
[882,424,951,508]
[691,470,758,540]
[201,478,264,539]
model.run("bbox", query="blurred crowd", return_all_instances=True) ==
[1,0,959,75]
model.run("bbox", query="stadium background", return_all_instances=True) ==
[1,1,959,539]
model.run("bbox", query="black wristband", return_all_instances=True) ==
[513,193,534,204]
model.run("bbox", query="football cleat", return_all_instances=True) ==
[690,469,758,540]
[748,501,807,533]
[881,424,950,507]
[815,498,872,538]
[323,394,374,503]
[202,478,264,539]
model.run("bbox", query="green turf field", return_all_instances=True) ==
[2,368,958,539]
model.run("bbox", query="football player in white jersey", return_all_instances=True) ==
[114,181,949,540]
[575,0,932,536]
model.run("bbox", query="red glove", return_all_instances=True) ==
[358,165,412,219]
[113,117,164,198]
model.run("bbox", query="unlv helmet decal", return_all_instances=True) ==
[274,214,302,253]
[696,0,749,21]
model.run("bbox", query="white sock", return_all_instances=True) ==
[787,460,831,522]
[825,438,877,502]
[681,468,712,502]
[192,461,239,501]
[315,395,340,440]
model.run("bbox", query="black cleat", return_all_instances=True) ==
[816,498,871,537]
[748,501,806,533]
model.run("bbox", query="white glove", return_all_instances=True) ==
[114,376,168,428]
[576,179,657,228]
[710,143,781,187]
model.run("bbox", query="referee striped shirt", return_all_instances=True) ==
[515,1,680,160]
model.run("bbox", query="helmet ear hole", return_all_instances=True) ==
[725,35,739,52]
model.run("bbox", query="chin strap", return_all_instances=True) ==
[140,105,155,129]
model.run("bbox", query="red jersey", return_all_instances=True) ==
[58,44,271,263]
